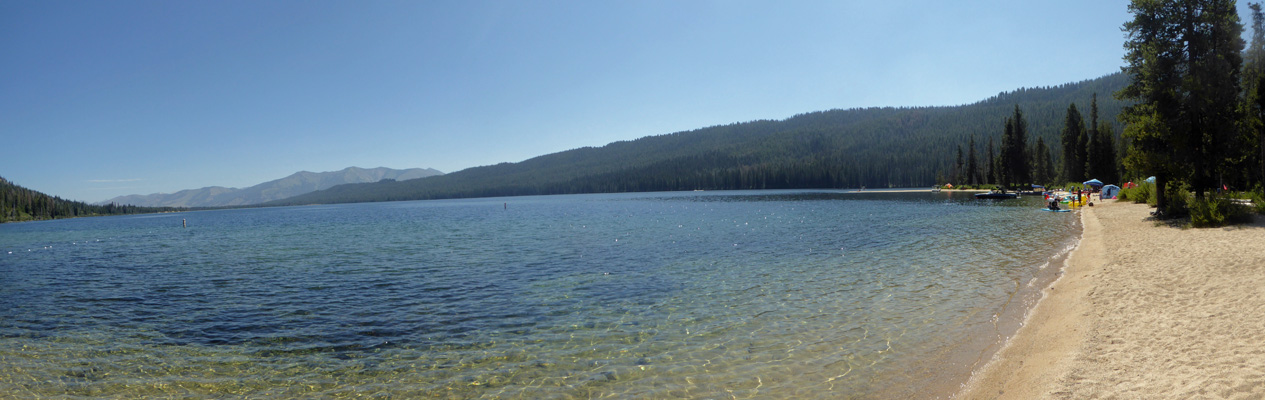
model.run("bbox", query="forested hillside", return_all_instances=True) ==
[272,73,1130,205]
[1,177,183,223]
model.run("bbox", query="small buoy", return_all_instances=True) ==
[183,219,187,228]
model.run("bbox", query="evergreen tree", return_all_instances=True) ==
[1120,0,1244,212]
[967,134,980,185]
[1096,121,1121,184]
[1086,93,1123,183]
[986,136,998,185]
[1190,1,1244,196]
[998,105,1031,188]
[1015,106,1031,185]
[1086,93,1103,180]
[1061,103,1087,182]
[955,145,964,184]
[1001,117,1017,188]
[1076,120,1090,181]
[1243,2,1265,187]
[1255,72,1265,187]
[1032,137,1056,185]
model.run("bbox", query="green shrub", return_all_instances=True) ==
[1148,183,1161,207]
[1251,185,1265,215]
[1117,182,1153,204]
[1161,181,1189,218]
[1190,193,1254,227]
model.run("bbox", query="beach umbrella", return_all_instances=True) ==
[1145,176,1156,183]
[1083,179,1103,187]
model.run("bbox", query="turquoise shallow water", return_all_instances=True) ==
[0,190,1079,398]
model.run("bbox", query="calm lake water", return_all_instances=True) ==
[0,190,1079,398]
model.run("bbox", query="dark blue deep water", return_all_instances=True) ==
[0,190,1079,398]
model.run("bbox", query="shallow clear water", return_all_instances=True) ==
[0,190,1079,398]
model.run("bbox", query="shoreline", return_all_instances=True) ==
[900,198,1082,400]
[953,198,1100,398]
[957,200,1265,398]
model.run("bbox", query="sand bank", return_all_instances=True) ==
[958,200,1265,399]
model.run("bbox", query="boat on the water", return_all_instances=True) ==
[1017,184,1045,195]
[974,188,1018,199]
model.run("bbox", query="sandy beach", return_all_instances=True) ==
[959,199,1265,399]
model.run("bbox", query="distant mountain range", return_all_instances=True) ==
[101,167,443,207]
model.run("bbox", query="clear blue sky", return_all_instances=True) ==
[1,1,1225,202]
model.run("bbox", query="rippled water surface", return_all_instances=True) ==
[0,190,1079,398]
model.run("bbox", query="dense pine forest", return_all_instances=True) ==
[270,73,1131,205]
[1106,0,1265,226]
[0,176,182,223]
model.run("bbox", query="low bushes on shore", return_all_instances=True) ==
[1252,188,1265,214]
[1116,182,1154,204]
[1116,181,1258,227]
[1161,182,1190,218]
[1188,193,1254,227]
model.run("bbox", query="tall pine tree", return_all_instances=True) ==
[1086,93,1103,180]
[987,136,998,185]
[1243,2,1265,187]
[999,105,1031,188]
[1061,103,1087,183]
[1033,137,1056,185]
[955,145,964,184]
[1120,0,1244,211]
[1086,93,1120,183]
[1095,121,1121,184]
[967,134,980,185]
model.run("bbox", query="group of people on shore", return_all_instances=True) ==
[1044,188,1095,211]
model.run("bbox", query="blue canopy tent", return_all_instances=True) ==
[1083,179,1104,188]
[1101,184,1121,199]
[1145,176,1156,183]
